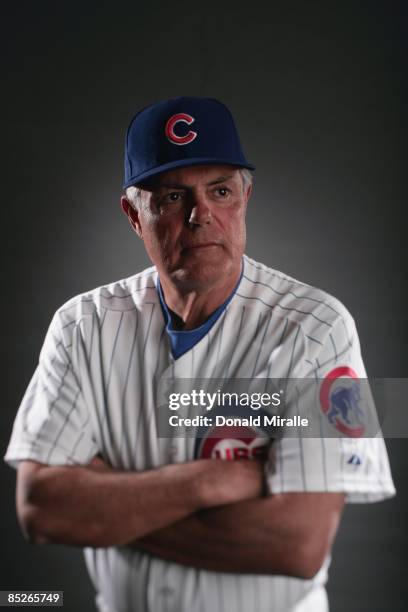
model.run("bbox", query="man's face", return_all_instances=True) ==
[123,165,251,292]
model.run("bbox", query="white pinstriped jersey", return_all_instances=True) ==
[4,254,395,612]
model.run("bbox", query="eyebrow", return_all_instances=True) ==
[157,175,235,190]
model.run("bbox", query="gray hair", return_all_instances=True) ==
[239,167,253,191]
[125,167,253,211]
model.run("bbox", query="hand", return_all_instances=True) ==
[198,458,265,508]
[87,455,113,471]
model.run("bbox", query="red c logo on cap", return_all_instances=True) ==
[165,113,197,145]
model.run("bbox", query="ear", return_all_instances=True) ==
[121,196,143,238]
[244,182,253,202]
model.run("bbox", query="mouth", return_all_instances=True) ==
[181,242,221,253]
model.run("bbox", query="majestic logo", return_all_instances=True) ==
[165,113,197,145]
[347,454,362,466]
[194,404,271,460]
[320,366,365,437]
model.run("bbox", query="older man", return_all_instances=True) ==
[5,97,395,612]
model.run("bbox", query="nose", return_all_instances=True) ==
[187,190,212,227]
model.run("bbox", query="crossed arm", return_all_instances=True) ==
[16,454,344,579]
[129,492,344,578]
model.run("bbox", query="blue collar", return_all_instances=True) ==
[157,261,243,359]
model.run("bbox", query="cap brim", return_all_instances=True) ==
[123,157,255,188]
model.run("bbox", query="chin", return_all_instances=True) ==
[171,260,233,292]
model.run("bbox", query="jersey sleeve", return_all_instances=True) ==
[265,307,396,503]
[4,312,100,469]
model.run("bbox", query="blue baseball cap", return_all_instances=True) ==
[123,96,255,188]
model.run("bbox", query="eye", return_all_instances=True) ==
[165,191,184,203]
[215,187,230,197]
[169,192,180,201]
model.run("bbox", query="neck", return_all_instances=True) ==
[159,264,242,330]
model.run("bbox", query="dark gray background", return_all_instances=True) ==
[1,1,407,611]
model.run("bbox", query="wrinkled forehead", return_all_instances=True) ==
[141,164,243,190]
